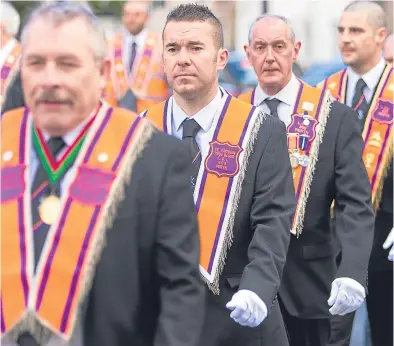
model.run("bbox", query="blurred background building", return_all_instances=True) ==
[5,0,394,93]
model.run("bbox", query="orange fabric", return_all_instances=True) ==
[0,40,21,108]
[322,66,393,209]
[1,105,147,339]
[144,97,254,273]
[239,84,329,234]
[103,31,169,113]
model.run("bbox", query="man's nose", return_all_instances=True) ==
[39,63,61,88]
[265,46,275,63]
[177,48,191,66]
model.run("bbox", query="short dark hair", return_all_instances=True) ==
[163,3,224,49]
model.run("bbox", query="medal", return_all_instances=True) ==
[39,195,61,225]
[299,155,310,167]
[290,154,299,168]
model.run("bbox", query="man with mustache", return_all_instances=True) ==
[1,2,205,346]
[238,14,374,346]
[142,3,296,346]
[318,2,393,346]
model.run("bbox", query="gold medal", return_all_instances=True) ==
[38,195,61,225]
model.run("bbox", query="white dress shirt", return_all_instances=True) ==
[122,29,148,76]
[253,74,301,128]
[345,58,386,107]
[171,88,224,155]
[0,38,17,69]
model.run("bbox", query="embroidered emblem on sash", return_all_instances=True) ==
[205,141,243,178]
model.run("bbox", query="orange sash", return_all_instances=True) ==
[238,83,333,235]
[104,31,168,113]
[1,104,154,342]
[321,66,393,210]
[142,94,262,293]
[0,40,21,109]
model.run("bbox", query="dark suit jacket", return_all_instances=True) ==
[219,115,295,306]
[2,72,24,115]
[82,130,205,346]
[279,101,375,319]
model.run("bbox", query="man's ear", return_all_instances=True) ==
[244,44,250,58]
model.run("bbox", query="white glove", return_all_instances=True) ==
[327,277,365,316]
[226,289,268,327]
[383,228,394,261]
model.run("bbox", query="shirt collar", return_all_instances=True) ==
[173,87,224,133]
[42,107,97,146]
[124,28,147,48]
[347,57,386,91]
[255,74,300,106]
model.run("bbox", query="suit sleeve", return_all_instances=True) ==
[239,116,296,309]
[2,72,25,115]
[154,143,205,346]
[334,105,375,286]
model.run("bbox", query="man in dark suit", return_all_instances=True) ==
[319,2,393,345]
[239,14,375,346]
[1,3,204,346]
[142,4,296,346]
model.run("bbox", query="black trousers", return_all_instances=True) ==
[279,298,330,346]
[326,312,355,346]
[200,292,289,346]
[367,270,393,346]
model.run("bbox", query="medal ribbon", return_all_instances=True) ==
[32,116,96,185]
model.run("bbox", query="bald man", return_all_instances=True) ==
[384,33,393,64]
[102,0,170,113]
[319,2,393,346]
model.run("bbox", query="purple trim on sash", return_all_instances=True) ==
[371,126,391,189]
[19,109,29,164]
[251,88,256,105]
[338,70,347,100]
[379,67,392,97]
[195,95,231,213]
[112,116,141,171]
[207,105,256,272]
[60,206,101,333]
[84,108,113,163]
[293,83,304,112]
[1,296,5,333]
[36,198,72,310]
[18,198,29,306]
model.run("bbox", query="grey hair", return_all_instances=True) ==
[248,14,296,43]
[0,1,20,36]
[344,1,387,29]
[21,2,107,61]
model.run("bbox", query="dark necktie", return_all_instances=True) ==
[182,118,201,188]
[129,41,137,74]
[265,98,281,118]
[351,78,369,127]
[31,137,65,268]
[18,138,65,346]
